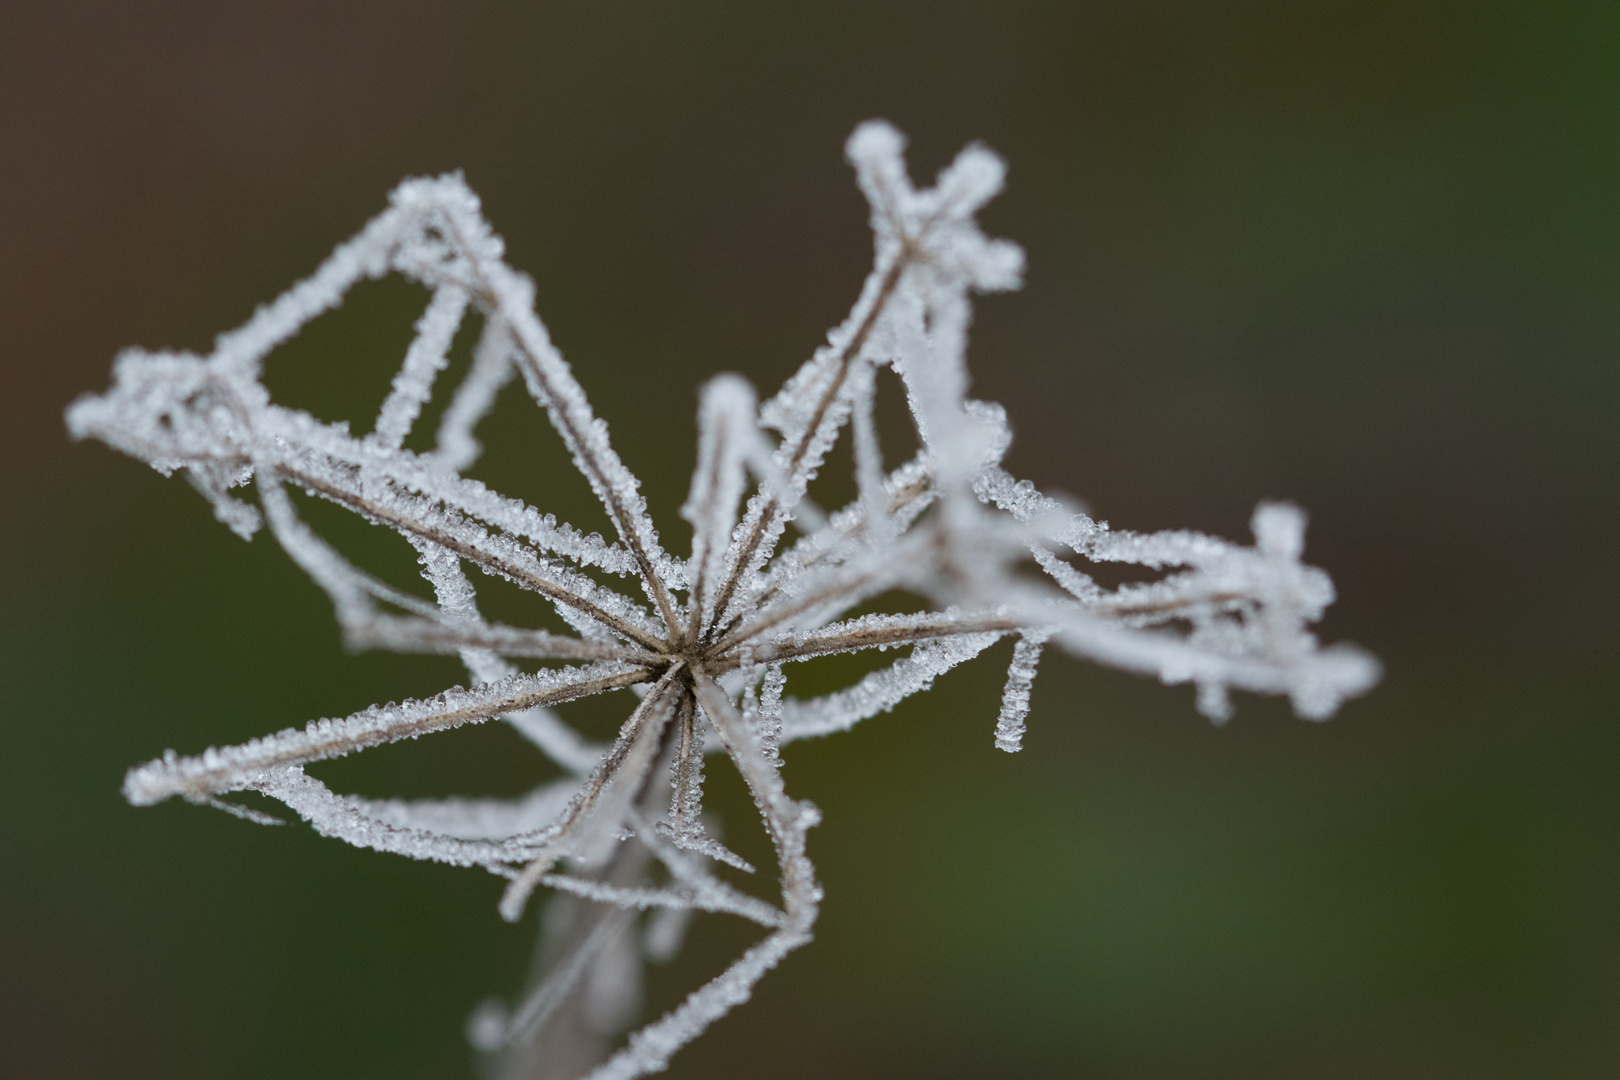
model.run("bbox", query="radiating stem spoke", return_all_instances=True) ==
[286,467,666,652]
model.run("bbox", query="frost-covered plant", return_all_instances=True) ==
[68,122,1379,1079]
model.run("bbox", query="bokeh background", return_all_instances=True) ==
[3,3,1618,1078]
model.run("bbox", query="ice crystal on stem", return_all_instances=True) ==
[68,121,1380,1079]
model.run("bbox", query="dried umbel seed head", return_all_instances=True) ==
[67,120,1379,1080]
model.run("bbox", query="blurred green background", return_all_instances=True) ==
[3,2,1618,1077]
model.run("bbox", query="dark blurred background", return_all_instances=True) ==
[3,3,1618,1077]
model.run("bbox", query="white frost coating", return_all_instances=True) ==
[778,634,1000,743]
[682,375,759,636]
[499,669,687,923]
[722,531,936,652]
[434,315,516,472]
[760,605,1009,665]
[405,535,620,773]
[253,766,563,868]
[1047,609,1380,722]
[587,923,812,1080]
[755,662,785,768]
[353,779,579,840]
[122,662,645,808]
[537,874,784,930]
[608,670,823,1080]
[994,630,1050,753]
[976,458,1378,717]
[372,286,469,450]
[749,451,936,616]
[259,478,435,627]
[848,364,893,543]
[74,123,1378,1080]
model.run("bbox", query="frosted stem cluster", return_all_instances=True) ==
[68,121,1379,1079]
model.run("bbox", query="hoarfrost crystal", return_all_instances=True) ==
[68,121,1379,1079]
